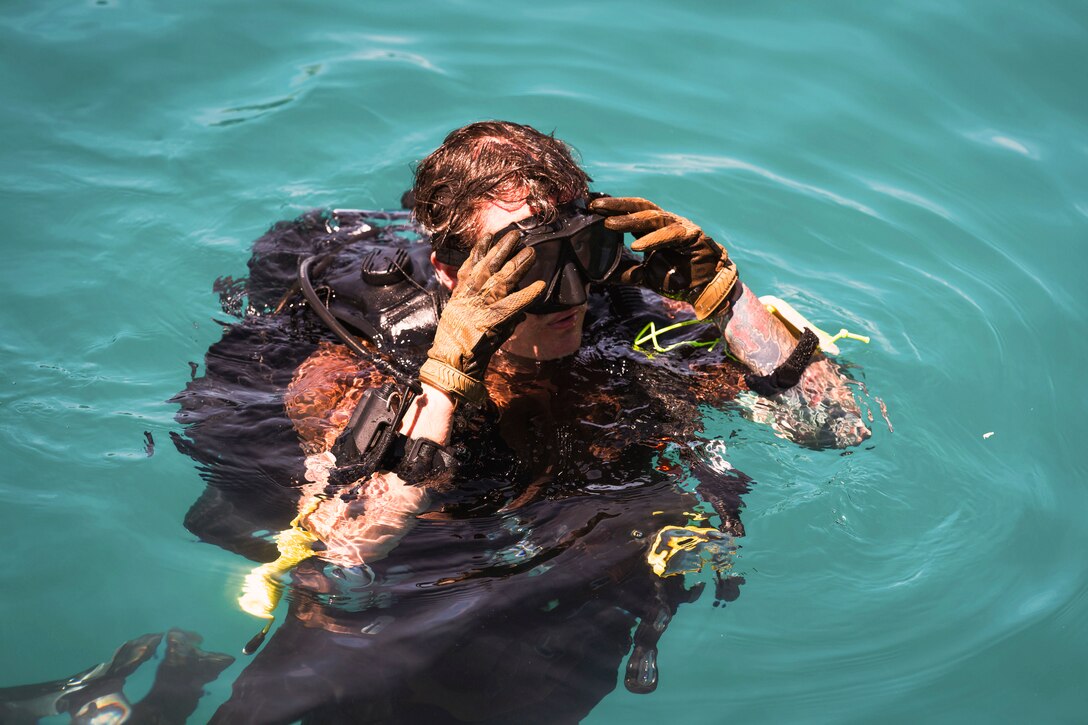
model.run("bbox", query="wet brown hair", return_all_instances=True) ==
[412,120,591,255]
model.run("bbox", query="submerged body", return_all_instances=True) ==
[174,209,761,722]
[175,116,870,725]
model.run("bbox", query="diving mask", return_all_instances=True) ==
[436,196,624,314]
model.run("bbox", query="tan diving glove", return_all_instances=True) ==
[419,231,545,403]
[589,197,739,320]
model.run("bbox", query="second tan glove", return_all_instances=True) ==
[589,196,739,319]
[419,231,545,403]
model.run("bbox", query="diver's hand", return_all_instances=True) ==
[419,231,545,403]
[300,471,430,568]
[589,197,739,319]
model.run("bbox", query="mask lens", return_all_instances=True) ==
[513,238,563,293]
[568,222,622,281]
[489,200,624,312]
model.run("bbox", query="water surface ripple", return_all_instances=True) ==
[1,0,1085,722]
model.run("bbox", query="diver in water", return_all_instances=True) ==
[277,120,868,565]
[172,120,871,723]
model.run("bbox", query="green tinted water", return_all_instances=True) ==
[2,0,1086,722]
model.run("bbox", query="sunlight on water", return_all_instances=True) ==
[1,0,1085,722]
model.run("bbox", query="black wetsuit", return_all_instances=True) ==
[174,210,751,724]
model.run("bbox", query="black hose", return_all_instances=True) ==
[297,255,421,394]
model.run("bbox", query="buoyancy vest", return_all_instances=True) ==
[174,208,445,558]
[272,209,447,361]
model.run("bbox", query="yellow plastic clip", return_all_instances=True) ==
[827,329,871,347]
[759,296,869,356]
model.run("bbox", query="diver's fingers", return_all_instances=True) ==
[456,245,483,288]
[468,230,521,291]
[602,209,680,236]
[630,221,701,252]
[490,280,546,320]
[462,227,499,270]
[481,246,536,300]
[614,263,645,286]
[589,197,661,215]
[602,255,644,286]
[456,238,490,289]
[485,229,523,273]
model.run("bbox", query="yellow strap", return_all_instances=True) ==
[633,319,721,354]
[646,525,724,577]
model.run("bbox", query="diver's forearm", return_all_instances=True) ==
[398,380,456,446]
[713,283,800,375]
[713,282,871,447]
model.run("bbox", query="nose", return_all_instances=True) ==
[556,261,589,307]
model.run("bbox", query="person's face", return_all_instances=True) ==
[476,198,588,361]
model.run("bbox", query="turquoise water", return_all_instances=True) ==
[2,0,1086,721]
